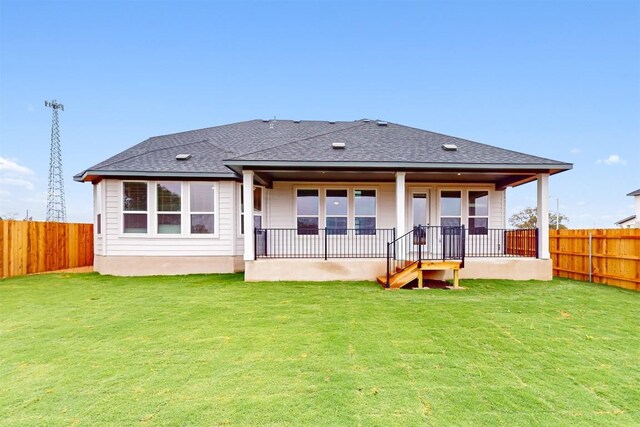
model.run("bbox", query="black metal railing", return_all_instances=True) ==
[255,228,396,259]
[385,226,538,288]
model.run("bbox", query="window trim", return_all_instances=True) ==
[354,188,378,235]
[94,182,102,236]
[156,181,183,235]
[119,180,220,238]
[121,180,150,234]
[295,187,320,235]
[188,181,219,237]
[325,188,349,235]
[468,190,490,235]
[438,189,463,229]
[238,184,264,236]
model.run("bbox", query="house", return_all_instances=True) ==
[615,189,640,228]
[74,119,572,285]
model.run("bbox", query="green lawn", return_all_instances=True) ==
[0,274,638,426]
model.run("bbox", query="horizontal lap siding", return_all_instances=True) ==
[103,179,235,256]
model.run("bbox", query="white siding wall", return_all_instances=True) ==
[96,179,507,257]
[93,182,104,256]
[266,181,504,230]
[102,179,238,257]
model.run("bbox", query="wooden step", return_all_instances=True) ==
[379,262,419,289]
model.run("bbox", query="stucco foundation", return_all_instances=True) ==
[94,255,244,276]
[245,257,552,282]
[245,258,387,282]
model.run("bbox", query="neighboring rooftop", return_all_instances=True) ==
[627,189,640,196]
[75,119,572,182]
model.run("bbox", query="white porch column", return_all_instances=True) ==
[536,173,550,259]
[243,170,255,261]
[395,172,406,236]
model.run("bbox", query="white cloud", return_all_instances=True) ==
[0,177,34,190]
[597,154,626,165]
[570,148,581,154]
[0,157,34,175]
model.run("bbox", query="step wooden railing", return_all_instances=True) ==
[385,225,465,288]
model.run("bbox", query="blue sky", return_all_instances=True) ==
[1,0,638,227]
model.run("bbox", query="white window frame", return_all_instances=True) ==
[325,188,349,234]
[238,184,264,236]
[188,181,219,237]
[121,180,149,235]
[354,188,378,235]
[295,187,320,235]
[94,182,102,236]
[438,189,462,228]
[156,181,183,235]
[468,190,490,235]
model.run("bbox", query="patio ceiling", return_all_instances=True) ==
[245,167,561,190]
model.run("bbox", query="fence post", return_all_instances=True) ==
[589,232,593,283]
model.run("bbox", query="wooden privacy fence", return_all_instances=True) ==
[550,229,640,291]
[0,220,93,278]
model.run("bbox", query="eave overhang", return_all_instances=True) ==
[222,159,572,189]
[74,170,237,183]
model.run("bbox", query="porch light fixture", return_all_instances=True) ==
[176,154,192,160]
[442,143,458,151]
[332,142,345,149]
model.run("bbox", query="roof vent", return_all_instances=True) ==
[176,153,192,161]
[332,142,345,149]
[363,119,371,123]
[376,120,388,126]
[293,119,301,123]
[261,119,270,123]
[442,143,458,151]
[329,120,336,124]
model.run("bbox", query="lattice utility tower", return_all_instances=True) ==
[45,99,66,222]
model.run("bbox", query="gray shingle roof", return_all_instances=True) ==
[75,119,572,180]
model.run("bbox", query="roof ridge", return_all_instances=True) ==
[390,122,570,165]
[94,139,211,169]
[228,121,368,160]
[147,119,262,140]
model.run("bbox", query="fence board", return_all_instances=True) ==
[550,229,640,291]
[0,220,93,278]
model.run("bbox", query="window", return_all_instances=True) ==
[440,190,462,228]
[157,182,181,234]
[239,185,263,234]
[190,182,215,234]
[468,191,489,235]
[123,182,148,233]
[326,189,348,235]
[253,187,263,230]
[95,183,102,235]
[355,189,376,235]
[296,189,319,235]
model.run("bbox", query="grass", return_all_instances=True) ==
[0,274,639,426]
